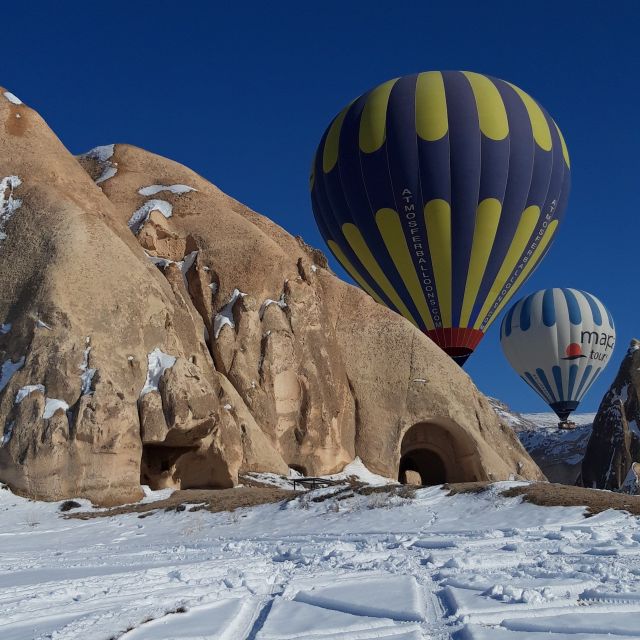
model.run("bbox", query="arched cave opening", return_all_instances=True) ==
[398,449,447,485]
[398,419,482,485]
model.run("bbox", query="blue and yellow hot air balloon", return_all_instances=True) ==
[501,288,615,423]
[310,71,571,364]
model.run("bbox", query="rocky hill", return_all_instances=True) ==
[581,339,640,490]
[0,89,542,505]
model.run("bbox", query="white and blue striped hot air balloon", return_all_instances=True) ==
[500,288,615,422]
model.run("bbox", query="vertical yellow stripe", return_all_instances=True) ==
[459,198,502,327]
[481,220,559,327]
[375,208,435,330]
[341,223,418,327]
[323,105,350,173]
[507,83,552,151]
[359,79,397,153]
[415,72,448,141]
[327,240,385,305]
[462,72,509,140]
[423,199,451,327]
[473,205,541,329]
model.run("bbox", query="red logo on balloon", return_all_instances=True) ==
[562,343,586,360]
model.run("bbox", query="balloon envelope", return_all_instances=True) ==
[310,71,571,364]
[500,288,615,420]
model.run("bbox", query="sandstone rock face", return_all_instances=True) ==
[0,89,543,505]
[581,340,640,491]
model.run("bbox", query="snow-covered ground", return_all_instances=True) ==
[2,479,640,639]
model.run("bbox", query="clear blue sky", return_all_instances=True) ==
[3,1,637,412]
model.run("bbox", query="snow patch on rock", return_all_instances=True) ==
[179,250,198,290]
[138,184,197,196]
[3,91,22,105]
[140,348,176,397]
[128,200,173,234]
[80,145,117,185]
[214,289,246,338]
[1,420,14,446]
[13,385,69,420]
[259,293,287,319]
[34,315,52,330]
[0,176,22,241]
[43,398,69,419]
[0,323,11,334]
[79,338,96,396]
[0,357,25,393]
[15,384,45,403]
[145,249,198,291]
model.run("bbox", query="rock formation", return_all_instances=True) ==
[581,340,640,491]
[0,88,543,505]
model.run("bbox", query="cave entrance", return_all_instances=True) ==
[140,444,198,490]
[399,449,447,485]
[398,419,482,485]
[140,442,235,491]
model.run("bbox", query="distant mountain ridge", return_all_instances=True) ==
[490,398,594,484]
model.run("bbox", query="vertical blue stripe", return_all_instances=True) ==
[520,293,535,331]
[470,77,536,327]
[521,374,545,400]
[567,364,579,400]
[311,132,398,311]
[581,291,602,326]
[386,75,442,327]
[562,289,581,325]
[524,371,552,403]
[574,364,593,400]
[604,306,614,328]
[442,71,482,326]
[578,367,602,401]
[504,303,517,337]
[542,289,556,327]
[536,367,557,402]
[552,365,565,401]
[337,92,426,326]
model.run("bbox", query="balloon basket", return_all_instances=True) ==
[558,421,577,430]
